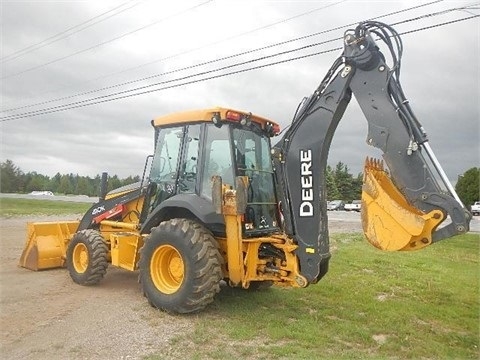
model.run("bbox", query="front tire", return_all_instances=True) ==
[139,218,222,314]
[66,229,108,285]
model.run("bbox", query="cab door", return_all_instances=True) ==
[149,124,204,209]
[149,126,184,208]
[177,124,201,194]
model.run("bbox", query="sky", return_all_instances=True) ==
[1,0,479,183]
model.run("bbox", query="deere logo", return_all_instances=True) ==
[299,149,313,217]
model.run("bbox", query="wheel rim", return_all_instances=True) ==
[150,245,184,294]
[72,243,89,273]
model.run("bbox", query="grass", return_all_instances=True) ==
[147,233,479,360]
[0,197,91,216]
[3,197,478,358]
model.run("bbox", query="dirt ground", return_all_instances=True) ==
[0,213,364,359]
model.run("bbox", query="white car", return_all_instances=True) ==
[29,191,54,196]
[471,202,480,216]
[327,200,345,211]
[344,200,362,212]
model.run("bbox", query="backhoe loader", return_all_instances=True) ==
[19,21,471,314]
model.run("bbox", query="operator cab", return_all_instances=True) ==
[144,108,282,237]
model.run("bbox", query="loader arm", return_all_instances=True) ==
[272,21,471,284]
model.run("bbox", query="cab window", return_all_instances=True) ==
[201,125,234,199]
[150,126,183,191]
[178,125,201,193]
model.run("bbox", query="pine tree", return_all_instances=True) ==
[455,167,480,207]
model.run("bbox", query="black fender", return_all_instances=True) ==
[140,194,225,235]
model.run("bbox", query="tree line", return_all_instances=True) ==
[3,159,476,206]
[0,159,140,197]
[1,159,363,201]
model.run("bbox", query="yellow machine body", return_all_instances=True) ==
[211,175,307,289]
[15,21,471,314]
[19,157,448,278]
[19,190,146,272]
[19,219,144,272]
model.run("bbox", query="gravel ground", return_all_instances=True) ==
[0,215,196,360]
[1,211,476,359]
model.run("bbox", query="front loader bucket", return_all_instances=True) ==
[19,221,79,271]
[361,158,444,251]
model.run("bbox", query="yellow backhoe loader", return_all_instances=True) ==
[19,21,471,313]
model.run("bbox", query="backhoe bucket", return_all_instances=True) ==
[361,158,444,251]
[19,221,79,271]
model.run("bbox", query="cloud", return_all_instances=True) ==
[1,0,478,183]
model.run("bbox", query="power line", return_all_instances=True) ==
[1,13,477,122]
[1,35,342,115]
[1,38,343,119]
[397,13,479,36]
[0,48,343,121]
[1,0,213,80]
[61,0,443,89]
[79,0,349,82]
[1,0,144,63]
[1,0,447,113]
[2,2,477,119]
[1,0,349,107]
[2,4,472,120]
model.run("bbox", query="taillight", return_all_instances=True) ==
[225,110,242,121]
[226,110,252,126]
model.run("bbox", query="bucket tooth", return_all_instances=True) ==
[361,157,444,251]
[365,156,384,172]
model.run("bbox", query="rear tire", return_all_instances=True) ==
[139,218,222,314]
[66,229,108,285]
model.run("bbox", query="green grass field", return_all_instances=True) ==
[149,233,479,360]
[0,197,91,216]
[2,198,478,359]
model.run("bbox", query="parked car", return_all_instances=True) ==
[471,201,480,216]
[29,191,54,196]
[327,200,345,211]
[344,200,362,212]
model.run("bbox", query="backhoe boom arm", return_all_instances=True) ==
[273,21,471,284]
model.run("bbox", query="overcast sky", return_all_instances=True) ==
[1,0,478,183]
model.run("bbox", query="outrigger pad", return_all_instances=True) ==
[361,158,444,251]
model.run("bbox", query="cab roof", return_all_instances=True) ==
[152,107,280,132]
